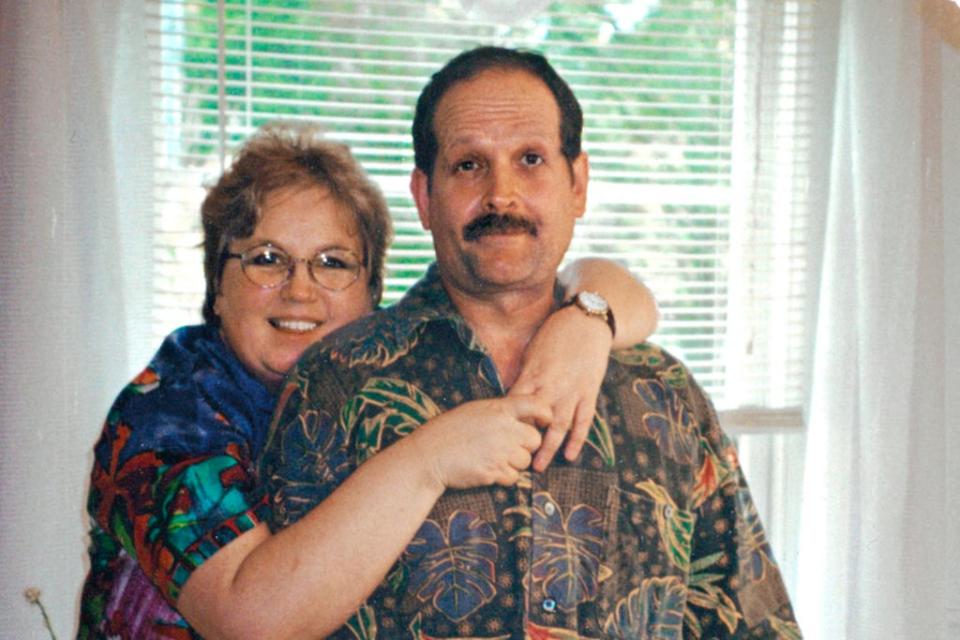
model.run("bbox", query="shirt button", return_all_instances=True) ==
[664,505,673,518]
[542,598,557,612]
[544,502,556,516]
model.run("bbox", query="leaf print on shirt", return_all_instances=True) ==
[735,487,774,585]
[657,363,688,390]
[530,493,605,612]
[408,612,512,640]
[634,481,695,571]
[527,620,600,639]
[602,576,686,639]
[684,551,742,636]
[633,379,699,464]
[339,377,442,463]
[404,511,499,622]
[345,602,377,640]
[611,343,668,368]
[585,414,616,468]
[329,314,428,368]
[767,614,803,639]
[690,438,739,510]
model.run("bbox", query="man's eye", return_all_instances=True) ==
[455,159,479,172]
[522,153,543,166]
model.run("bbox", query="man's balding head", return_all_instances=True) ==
[412,46,583,183]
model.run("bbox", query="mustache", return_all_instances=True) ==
[462,212,538,241]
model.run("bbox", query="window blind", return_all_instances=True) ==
[144,0,815,419]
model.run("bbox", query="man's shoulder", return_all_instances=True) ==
[607,341,721,426]
[293,302,435,380]
[609,341,695,390]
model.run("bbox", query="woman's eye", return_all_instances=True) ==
[249,249,286,267]
[316,252,359,270]
[317,255,347,270]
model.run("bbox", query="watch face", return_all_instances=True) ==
[578,291,609,314]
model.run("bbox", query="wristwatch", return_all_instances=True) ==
[563,291,616,338]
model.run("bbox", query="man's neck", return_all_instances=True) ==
[443,280,556,389]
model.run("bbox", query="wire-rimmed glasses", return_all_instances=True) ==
[225,242,363,291]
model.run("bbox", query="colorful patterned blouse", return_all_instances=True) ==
[79,324,275,639]
[261,264,801,639]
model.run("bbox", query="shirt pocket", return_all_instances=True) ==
[596,483,695,639]
[527,467,619,633]
[396,487,500,622]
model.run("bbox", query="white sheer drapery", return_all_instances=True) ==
[0,1,153,636]
[796,1,956,637]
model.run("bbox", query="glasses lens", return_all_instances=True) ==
[310,249,362,290]
[241,245,290,287]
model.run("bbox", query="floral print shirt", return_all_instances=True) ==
[261,265,801,640]
[79,324,275,639]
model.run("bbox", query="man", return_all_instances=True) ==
[261,47,800,639]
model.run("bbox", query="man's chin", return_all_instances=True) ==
[462,260,545,292]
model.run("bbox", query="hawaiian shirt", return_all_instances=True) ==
[261,264,801,639]
[79,324,276,640]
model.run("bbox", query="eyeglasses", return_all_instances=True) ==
[225,242,363,291]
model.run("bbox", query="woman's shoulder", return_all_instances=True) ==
[97,324,272,460]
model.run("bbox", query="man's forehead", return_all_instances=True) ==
[432,68,561,147]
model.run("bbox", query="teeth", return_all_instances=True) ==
[272,319,319,332]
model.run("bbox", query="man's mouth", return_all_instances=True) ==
[463,212,538,241]
[269,319,320,333]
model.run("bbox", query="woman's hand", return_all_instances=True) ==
[512,258,659,472]
[409,394,549,489]
[511,305,613,472]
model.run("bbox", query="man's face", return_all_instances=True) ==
[411,68,588,298]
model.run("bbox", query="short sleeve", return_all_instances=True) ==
[678,379,801,638]
[87,366,269,606]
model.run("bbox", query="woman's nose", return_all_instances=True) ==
[282,259,319,301]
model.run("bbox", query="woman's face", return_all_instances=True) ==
[214,184,373,390]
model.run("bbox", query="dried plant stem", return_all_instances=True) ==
[23,588,58,640]
[35,599,57,640]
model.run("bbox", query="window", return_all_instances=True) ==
[145,0,816,595]
[146,0,815,422]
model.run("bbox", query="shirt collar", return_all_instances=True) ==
[392,263,567,354]
[391,263,487,354]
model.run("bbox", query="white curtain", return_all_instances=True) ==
[796,1,956,638]
[0,1,153,637]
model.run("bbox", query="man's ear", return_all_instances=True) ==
[571,151,589,219]
[410,168,432,230]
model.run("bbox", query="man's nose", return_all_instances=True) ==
[483,163,519,211]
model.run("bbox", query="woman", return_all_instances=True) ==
[79,124,659,639]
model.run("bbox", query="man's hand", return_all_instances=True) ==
[511,304,611,472]
[409,394,549,490]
